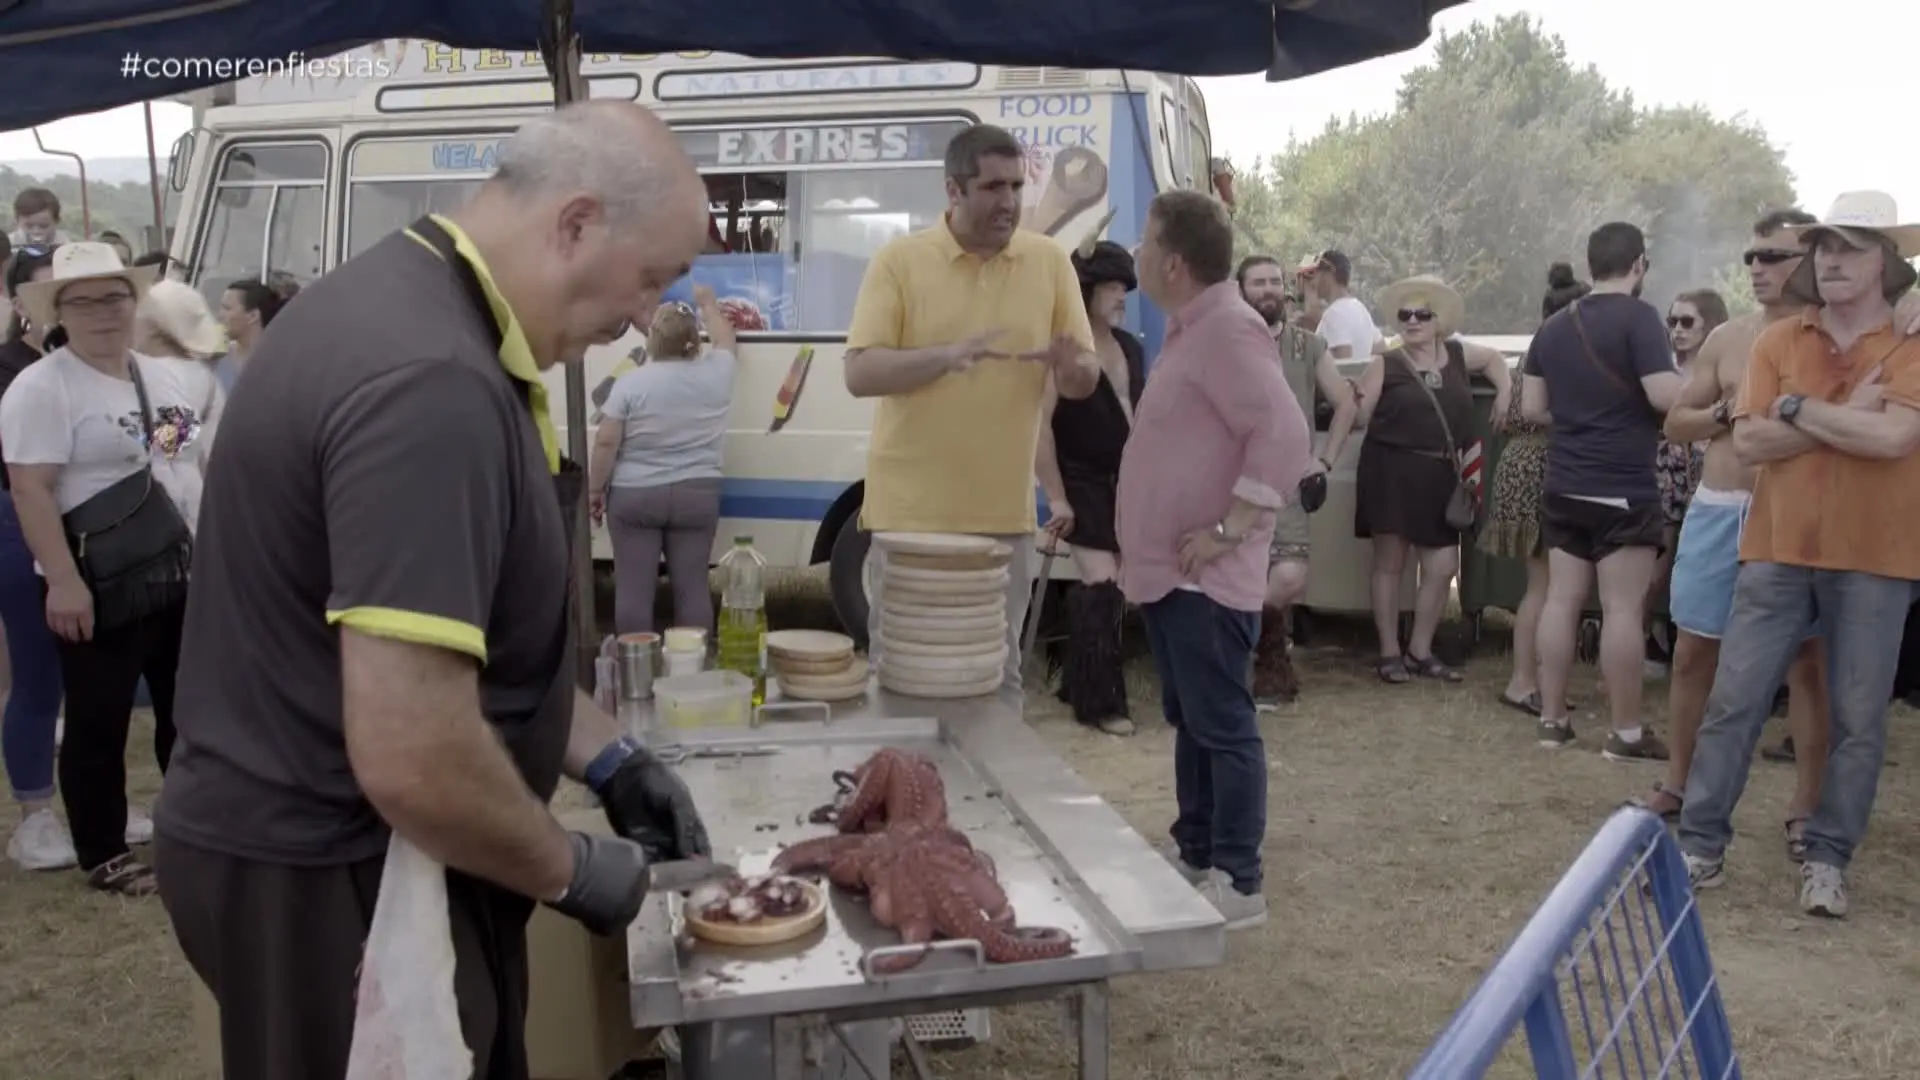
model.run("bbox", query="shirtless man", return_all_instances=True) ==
[1647,209,1874,856]
[1236,255,1358,704]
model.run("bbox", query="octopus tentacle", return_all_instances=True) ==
[771,834,866,875]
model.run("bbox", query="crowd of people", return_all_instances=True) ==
[0,101,1914,1075]
[0,187,295,888]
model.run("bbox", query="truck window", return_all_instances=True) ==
[343,137,497,260]
[190,141,328,308]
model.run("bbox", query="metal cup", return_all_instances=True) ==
[616,632,659,701]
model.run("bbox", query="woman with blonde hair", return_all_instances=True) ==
[133,280,225,459]
[587,285,737,633]
[1327,274,1510,683]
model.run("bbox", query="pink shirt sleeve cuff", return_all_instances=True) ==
[1232,476,1289,510]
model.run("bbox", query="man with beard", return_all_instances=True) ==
[844,124,1099,696]
[1521,221,1682,759]
[1679,192,1920,918]
[1638,209,1832,855]
[1235,255,1358,704]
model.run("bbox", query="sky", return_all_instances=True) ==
[1,0,1914,226]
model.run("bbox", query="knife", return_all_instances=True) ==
[645,858,739,894]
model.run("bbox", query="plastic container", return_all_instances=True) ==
[716,536,769,706]
[654,670,755,730]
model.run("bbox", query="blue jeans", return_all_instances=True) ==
[1142,589,1266,893]
[1679,562,1911,870]
[0,492,62,801]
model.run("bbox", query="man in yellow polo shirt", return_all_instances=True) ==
[844,123,1099,695]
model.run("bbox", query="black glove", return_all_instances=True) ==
[548,831,651,936]
[1299,471,1329,514]
[597,746,712,862]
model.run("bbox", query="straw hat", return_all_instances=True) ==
[1783,191,1920,304]
[136,279,227,358]
[16,242,158,332]
[1376,274,1466,335]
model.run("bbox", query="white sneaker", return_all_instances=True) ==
[7,808,78,871]
[125,807,154,847]
[1800,862,1848,919]
[1199,869,1269,931]
[53,715,63,747]
[1157,844,1209,886]
[1683,852,1725,891]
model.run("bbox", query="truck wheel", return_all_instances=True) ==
[828,515,872,648]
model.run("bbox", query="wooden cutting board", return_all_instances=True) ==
[770,653,856,676]
[777,657,868,688]
[887,548,1011,573]
[877,620,1005,647]
[778,674,869,702]
[879,670,1003,699]
[872,532,1005,558]
[879,637,1005,662]
[880,565,1011,590]
[764,630,856,661]
[878,598,1006,622]
[880,648,1006,683]
[879,586,1007,610]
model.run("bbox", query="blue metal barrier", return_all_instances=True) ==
[1410,808,1740,1080]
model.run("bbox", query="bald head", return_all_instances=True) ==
[492,101,704,230]
[458,101,711,369]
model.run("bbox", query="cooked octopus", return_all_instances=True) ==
[696,874,812,924]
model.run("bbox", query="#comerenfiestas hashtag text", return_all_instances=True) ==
[119,52,394,80]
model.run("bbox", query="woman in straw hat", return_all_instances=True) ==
[1329,273,1509,684]
[1036,237,1145,737]
[0,242,215,896]
[134,279,227,460]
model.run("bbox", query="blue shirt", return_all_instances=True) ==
[1521,294,1675,502]
[603,349,735,488]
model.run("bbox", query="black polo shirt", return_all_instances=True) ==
[155,218,576,866]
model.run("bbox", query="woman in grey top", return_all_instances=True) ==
[588,285,737,633]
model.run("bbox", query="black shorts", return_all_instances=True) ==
[1540,495,1665,563]
[155,832,535,1080]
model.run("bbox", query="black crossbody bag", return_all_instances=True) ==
[61,359,193,631]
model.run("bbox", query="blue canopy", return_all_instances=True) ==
[0,0,1461,131]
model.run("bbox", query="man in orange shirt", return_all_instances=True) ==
[1677,192,1920,919]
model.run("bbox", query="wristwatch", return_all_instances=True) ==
[1710,399,1732,427]
[583,735,644,795]
[1778,394,1806,426]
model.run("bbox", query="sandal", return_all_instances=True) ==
[87,853,157,897]
[1499,690,1579,717]
[1405,653,1464,682]
[1784,817,1809,863]
[1629,783,1684,820]
[1761,736,1796,763]
[1376,656,1411,684]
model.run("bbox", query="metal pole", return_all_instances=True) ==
[541,0,599,687]
[142,102,166,247]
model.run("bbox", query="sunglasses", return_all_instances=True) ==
[1667,315,1696,330]
[1397,308,1436,324]
[1743,249,1799,267]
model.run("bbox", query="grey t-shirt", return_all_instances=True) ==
[1522,293,1675,503]
[603,349,735,488]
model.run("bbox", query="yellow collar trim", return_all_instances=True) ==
[403,216,560,474]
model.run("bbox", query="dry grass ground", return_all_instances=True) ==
[2,571,1917,1079]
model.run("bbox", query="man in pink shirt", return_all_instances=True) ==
[1116,191,1314,930]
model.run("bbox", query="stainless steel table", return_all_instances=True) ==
[619,686,1226,1080]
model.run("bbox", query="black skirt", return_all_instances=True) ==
[1354,440,1464,549]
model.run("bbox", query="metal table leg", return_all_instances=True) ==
[771,1015,809,1080]
[1076,982,1111,1080]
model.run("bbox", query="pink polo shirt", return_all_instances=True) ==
[1116,282,1312,612]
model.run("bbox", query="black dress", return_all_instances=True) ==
[1050,329,1146,553]
[1354,340,1475,549]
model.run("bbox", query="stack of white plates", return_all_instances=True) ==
[767,630,868,702]
[871,533,1013,698]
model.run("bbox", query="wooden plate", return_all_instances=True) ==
[872,532,1005,558]
[779,676,870,703]
[877,622,1005,648]
[880,651,1007,686]
[880,637,1006,662]
[769,653,855,676]
[685,877,828,947]
[879,586,1007,610]
[879,670,1003,699]
[880,565,1011,590]
[764,630,856,661]
[879,595,1013,622]
[887,548,1011,572]
[778,657,869,689]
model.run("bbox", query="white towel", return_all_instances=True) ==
[344,834,474,1080]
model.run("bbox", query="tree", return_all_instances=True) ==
[1226,14,1796,333]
